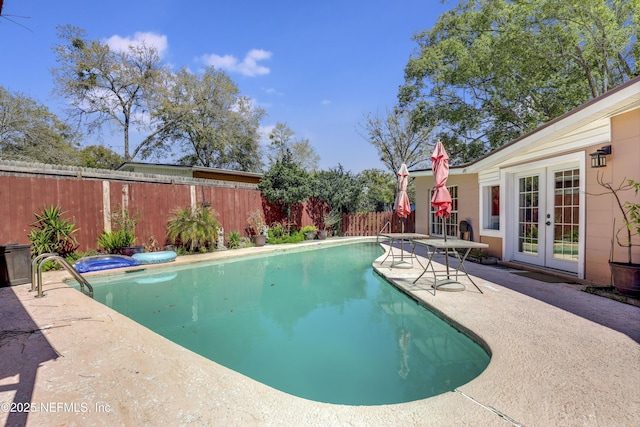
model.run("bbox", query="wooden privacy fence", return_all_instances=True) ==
[341,211,415,236]
[0,161,278,252]
[0,161,415,253]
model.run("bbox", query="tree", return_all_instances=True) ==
[78,145,124,169]
[259,149,313,223]
[267,122,320,171]
[356,168,396,212]
[0,86,80,164]
[52,25,167,162]
[400,0,638,163]
[149,67,265,171]
[314,165,362,215]
[358,107,434,174]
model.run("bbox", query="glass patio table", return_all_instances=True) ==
[411,238,488,294]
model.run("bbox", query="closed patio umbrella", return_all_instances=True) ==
[393,163,411,267]
[431,140,452,231]
[431,140,455,284]
[394,163,411,227]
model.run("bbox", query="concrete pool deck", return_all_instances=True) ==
[1,237,639,426]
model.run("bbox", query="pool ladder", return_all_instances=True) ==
[31,253,94,298]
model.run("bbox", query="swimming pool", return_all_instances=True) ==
[80,242,489,405]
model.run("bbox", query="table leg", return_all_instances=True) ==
[412,248,436,284]
[380,238,393,265]
[391,238,412,269]
[410,241,425,268]
[454,248,484,294]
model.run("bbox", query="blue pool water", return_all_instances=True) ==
[81,242,489,405]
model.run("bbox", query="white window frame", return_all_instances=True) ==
[430,185,459,238]
[479,180,501,238]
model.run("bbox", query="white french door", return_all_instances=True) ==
[512,165,580,273]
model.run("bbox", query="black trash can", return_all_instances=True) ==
[0,244,32,287]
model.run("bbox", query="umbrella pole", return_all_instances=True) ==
[400,218,405,261]
[443,215,450,279]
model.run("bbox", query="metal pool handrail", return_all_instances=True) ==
[34,255,94,298]
[31,252,57,292]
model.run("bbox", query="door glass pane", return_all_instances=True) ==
[553,169,579,261]
[518,175,539,255]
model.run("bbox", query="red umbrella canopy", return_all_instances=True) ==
[431,141,452,218]
[394,163,411,218]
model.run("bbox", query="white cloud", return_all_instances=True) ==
[105,32,169,58]
[264,87,284,96]
[321,99,331,106]
[200,49,272,77]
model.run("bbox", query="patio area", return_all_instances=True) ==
[1,237,639,426]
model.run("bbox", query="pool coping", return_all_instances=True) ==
[1,237,639,426]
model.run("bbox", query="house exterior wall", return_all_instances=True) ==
[414,176,431,235]
[479,235,502,259]
[455,174,480,236]
[584,108,640,284]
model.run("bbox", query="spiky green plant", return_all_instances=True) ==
[28,205,79,257]
[167,205,220,253]
[97,229,135,254]
[227,231,242,249]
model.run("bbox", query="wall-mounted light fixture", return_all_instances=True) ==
[590,145,612,168]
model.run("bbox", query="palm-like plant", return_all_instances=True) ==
[28,205,79,257]
[167,205,220,253]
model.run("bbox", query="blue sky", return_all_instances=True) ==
[1,0,452,173]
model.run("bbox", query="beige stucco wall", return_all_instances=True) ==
[479,235,502,259]
[584,108,640,284]
[414,175,431,235]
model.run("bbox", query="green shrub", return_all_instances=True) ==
[28,205,79,257]
[268,222,285,239]
[301,225,317,233]
[227,231,242,249]
[175,247,190,256]
[97,229,135,254]
[167,205,221,253]
[96,206,139,253]
[268,230,305,244]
